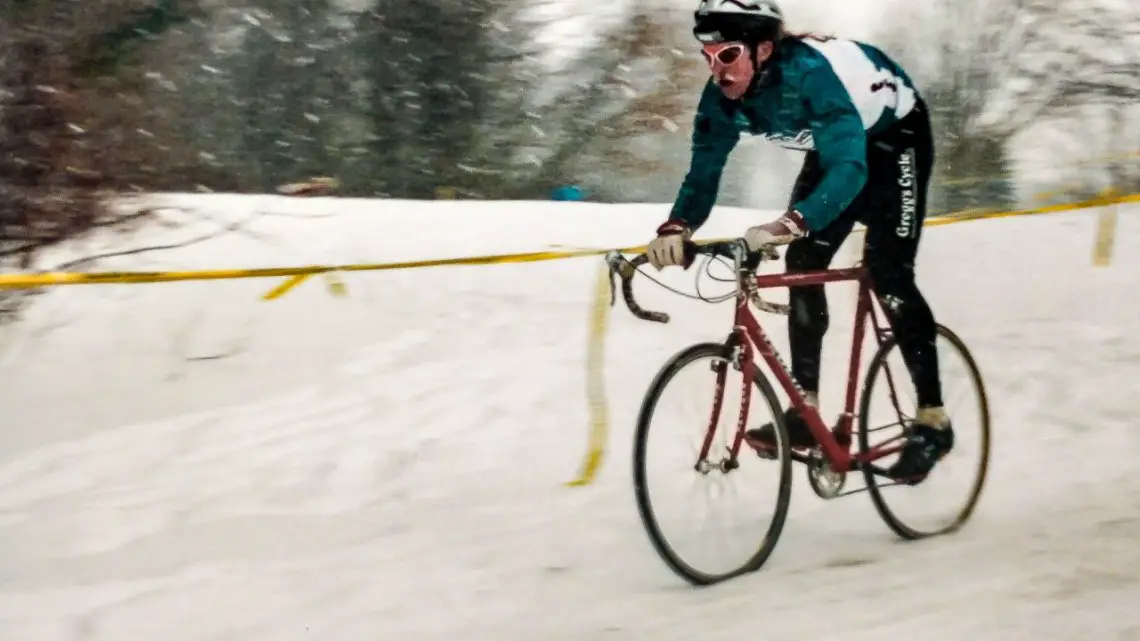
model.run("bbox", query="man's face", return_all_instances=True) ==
[701,40,775,100]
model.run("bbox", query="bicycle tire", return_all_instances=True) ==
[632,341,793,586]
[857,323,992,540]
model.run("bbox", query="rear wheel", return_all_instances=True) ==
[857,324,991,539]
[632,341,793,586]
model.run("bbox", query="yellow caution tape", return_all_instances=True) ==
[1,193,1134,291]
[926,191,1139,226]
[262,274,311,300]
[0,246,651,290]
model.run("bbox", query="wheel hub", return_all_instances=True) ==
[695,455,740,475]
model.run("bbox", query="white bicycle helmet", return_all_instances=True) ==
[693,0,784,44]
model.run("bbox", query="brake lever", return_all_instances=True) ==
[603,251,620,307]
[744,242,790,316]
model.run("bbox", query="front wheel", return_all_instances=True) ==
[632,341,793,586]
[857,324,992,539]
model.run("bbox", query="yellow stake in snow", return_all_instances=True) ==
[567,259,611,487]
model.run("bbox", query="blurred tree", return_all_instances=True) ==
[978,0,1140,204]
[74,0,197,77]
[158,0,511,197]
[480,1,705,203]
[228,1,353,191]
[352,0,505,198]
[879,0,1140,213]
[976,0,1140,136]
[0,0,213,265]
[875,0,1029,213]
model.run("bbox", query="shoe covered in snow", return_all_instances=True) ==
[888,409,955,485]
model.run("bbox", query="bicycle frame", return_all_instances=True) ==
[701,264,908,475]
[607,242,912,476]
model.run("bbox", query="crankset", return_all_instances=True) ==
[805,449,847,499]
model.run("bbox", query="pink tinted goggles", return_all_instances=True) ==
[701,42,747,68]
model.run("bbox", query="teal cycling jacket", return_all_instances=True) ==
[670,36,922,232]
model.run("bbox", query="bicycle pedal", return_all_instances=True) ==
[744,435,778,460]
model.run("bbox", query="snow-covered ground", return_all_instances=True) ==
[1,195,1138,640]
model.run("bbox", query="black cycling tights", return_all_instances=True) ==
[783,99,942,409]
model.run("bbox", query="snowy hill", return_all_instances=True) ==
[1,195,1138,641]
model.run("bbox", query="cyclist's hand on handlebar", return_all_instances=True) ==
[744,210,807,251]
[647,220,692,270]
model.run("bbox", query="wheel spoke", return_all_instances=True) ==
[857,325,991,540]
[633,343,794,585]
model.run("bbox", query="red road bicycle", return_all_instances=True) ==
[605,238,990,586]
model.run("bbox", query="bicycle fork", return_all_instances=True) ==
[695,329,755,475]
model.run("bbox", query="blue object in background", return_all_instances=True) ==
[552,185,584,201]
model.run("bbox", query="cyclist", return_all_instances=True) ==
[645,0,953,483]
